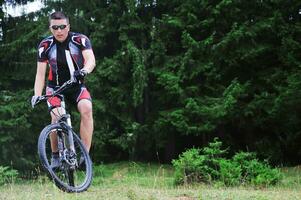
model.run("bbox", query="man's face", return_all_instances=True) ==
[49,19,70,42]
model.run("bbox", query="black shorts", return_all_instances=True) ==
[46,84,92,110]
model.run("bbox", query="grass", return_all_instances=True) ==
[1,162,301,200]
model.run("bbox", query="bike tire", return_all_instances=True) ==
[38,123,93,193]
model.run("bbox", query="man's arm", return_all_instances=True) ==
[82,49,96,74]
[34,62,47,96]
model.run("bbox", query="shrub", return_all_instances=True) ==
[232,152,282,185]
[219,158,241,186]
[0,166,18,185]
[246,159,282,186]
[201,138,228,181]
[172,138,282,186]
[172,148,205,184]
[172,138,228,184]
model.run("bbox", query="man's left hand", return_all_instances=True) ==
[74,69,88,81]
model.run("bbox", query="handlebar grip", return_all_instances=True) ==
[34,96,47,107]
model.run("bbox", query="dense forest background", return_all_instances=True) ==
[0,0,301,171]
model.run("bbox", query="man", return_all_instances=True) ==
[31,11,95,168]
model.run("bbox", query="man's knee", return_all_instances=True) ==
[78,100,93,118]
[50,107,62,123]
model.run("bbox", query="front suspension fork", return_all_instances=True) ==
[59,114,77,166]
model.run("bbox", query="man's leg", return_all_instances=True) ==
[50,107,64,152]
[46,87,62,153]
[77,99,93,152]
[49,107,64,168]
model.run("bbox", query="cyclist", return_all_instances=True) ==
[31,11,95,169]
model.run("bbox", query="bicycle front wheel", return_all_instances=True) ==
[38,123,93,193]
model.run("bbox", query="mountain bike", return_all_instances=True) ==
[33,79,93,193]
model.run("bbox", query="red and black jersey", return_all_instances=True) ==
[37,32,92,87]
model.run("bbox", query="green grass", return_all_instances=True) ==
[1,162,301,200]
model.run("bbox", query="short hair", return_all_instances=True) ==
[49,11,69,24]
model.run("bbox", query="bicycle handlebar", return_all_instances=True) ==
[33,79,77,107]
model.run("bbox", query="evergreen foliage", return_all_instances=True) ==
[172,138,282,186]
[0,1,301,170]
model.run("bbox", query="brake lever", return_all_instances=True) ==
[33,96,46,107]
[38,96,47,103]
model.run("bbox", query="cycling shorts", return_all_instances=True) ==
[46,84,92,111]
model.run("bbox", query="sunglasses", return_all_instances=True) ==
[51,24,68,30]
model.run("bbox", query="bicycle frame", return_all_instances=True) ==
[35,79,80,168]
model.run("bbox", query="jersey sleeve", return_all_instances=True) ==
[79,34,92,50]
[37,40,49,62]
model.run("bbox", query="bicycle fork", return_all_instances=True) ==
[66,115,75,152]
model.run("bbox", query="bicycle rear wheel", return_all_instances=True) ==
[38,123,93,193]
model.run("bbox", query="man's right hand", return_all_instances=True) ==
[31,96,40,108]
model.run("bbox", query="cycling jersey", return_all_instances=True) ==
[37,32,93,109]
[37,32,92,87]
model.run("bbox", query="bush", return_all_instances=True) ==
[0,166,18,185]
[246,159,282,186]
[172,148,205,184]
[219,158,242,186]
[172,138,282,186]
[231,152,282,185]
